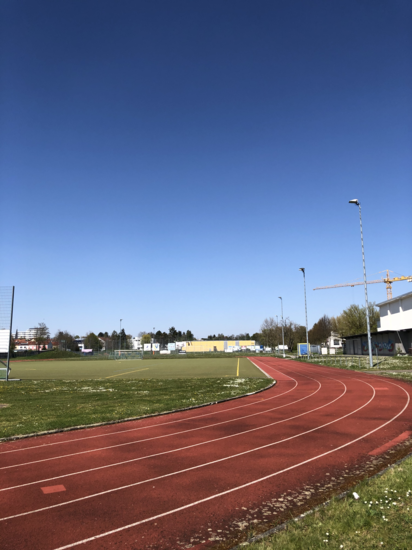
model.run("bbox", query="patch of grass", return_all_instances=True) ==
[249,455,412,550]
[8,357,264,380]
[296,355,412,371]
[0,377,271,439]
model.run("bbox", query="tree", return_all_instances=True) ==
[117,328,131,349]
[54,330,79,352]
[83,332,101,351]
[141,333,152,345]
[168,327,178,342]
[332,303,379,336]
[309,315,332,345]
[186,330,194,341]
[260,317,277,348]
[34,322,50,351]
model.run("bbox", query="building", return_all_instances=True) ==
[14,328,40,340]
[343,291,412,356]
[326,332,343,349]
[131,336,142,350]
[377,291,412,332]
[180,340,255,353]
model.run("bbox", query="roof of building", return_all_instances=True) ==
[377,290,412,307]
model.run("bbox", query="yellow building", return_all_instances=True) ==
[182,340,255,352]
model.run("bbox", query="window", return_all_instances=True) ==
[334,339,340,346]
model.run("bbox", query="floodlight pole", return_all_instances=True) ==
[299,268,310,359]
[349,199,373,368]
[278,297,285,358]
[6,286,15,382]
[119,319,122,351]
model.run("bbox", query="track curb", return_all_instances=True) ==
[0,379,276,443]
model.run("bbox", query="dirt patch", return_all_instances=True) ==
[0,404,10,408]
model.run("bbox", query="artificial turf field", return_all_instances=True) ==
[8,356,265,380]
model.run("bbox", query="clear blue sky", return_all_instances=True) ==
[1,0,411,339]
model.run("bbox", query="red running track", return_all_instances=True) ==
[0,357,411,550]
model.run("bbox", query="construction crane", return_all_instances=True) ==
[314,270,412,300]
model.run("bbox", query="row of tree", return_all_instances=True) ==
[204,333,252,341]
[21,302,380,354]
[138,328,195,348]
[308,303,379,344]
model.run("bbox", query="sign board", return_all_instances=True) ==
[144,344,151,351]
[168,343,176,351]
[152,343,160,351]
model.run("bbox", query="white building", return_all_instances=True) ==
[326,332,343,349]
[132,336,142,350]
[15,328,39,340]
[377,291,412,332]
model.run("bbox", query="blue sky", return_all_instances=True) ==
[1,0,411,339]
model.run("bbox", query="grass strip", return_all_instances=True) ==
[246,454,412,550]
[296,355,412,371]
[0,377,271,439]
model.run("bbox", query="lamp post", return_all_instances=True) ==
[119,319,122,351]
[299,268,310,359]
[278,297,285,358]
[276,315,278,355]
[349,199,373,368]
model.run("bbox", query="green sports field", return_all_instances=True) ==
[8,357,265,380]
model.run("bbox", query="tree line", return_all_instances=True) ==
[18,301,380,354]
[139,327,195,347]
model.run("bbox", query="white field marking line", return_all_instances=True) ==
[0,376,296,455]
[51,380,410,550]
[247,357,272,378]
[1,376,382,524]
[0,371,328,491]
[0,370,316,472]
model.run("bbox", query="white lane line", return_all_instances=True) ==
[0,376,383,524]
[51,380,410,550]
[0,369,305,470]
[0,373,325,489]
[0,375,295,455]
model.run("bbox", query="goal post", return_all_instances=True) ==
[113,350,143,360]
[0,286,15,381]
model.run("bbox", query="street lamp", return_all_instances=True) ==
[278,297,285,358]
[349,199,373,368]
[299,268,310,359]
[119,319,122,350]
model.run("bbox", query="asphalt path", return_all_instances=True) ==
[0,357,411,550]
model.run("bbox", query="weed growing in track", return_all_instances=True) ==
[0,377,271,439]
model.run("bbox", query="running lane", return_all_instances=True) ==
[0,358,411,550]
